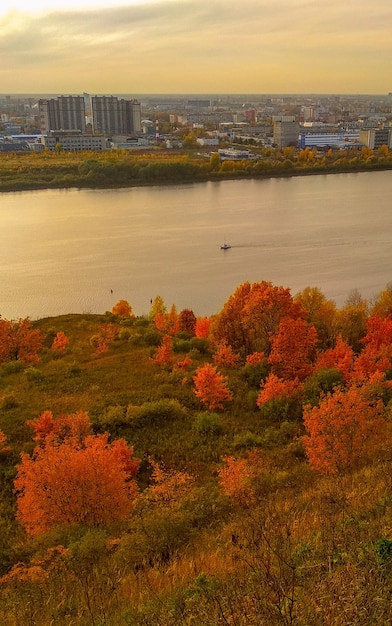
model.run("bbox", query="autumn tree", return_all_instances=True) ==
[15,415,140,535]
[352,316,392,383]
[150,334,173,365]
[92,323,117,354]
[336,290,368,352]
[167,304,179,335]
[212,281,306,355]
[218,449,267,506]
[0,318,43,364]
[314,334,354,384]
[212,341,241,368]
[51,331,69,352]
[178,308,197,336]
[27,410,92,446]
[111,299,134,317]
[195,317,211,339]
[193,362,233,410]
[294,286,337,349]
[267,317,318,381]
[149,295,167,320]
[371,283,392,318]
[257,373,303,407]
[302,386,386,475]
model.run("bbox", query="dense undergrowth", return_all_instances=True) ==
[1,283,392,624]
[0,143,392,192]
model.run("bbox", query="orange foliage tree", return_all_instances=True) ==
[111,299,134,317]
[51,331,69,352]
[212,281,306,355]
[150,334,173,365]
[212,341,241,368]
[218,449,266,506]
[0,429,11,454]
[267,317,318,380]
[352,316,392,383]
[314,334,354,384]
[93,323,117,354]
[15,414,140,535]
[27,410,92,445]
[0,318,43,364]
[245,351,265,366]
[193,362,233,410]
[195,317,211,338]
[257,373,303,407]
[302,386,386,475]
[145,459,194,504]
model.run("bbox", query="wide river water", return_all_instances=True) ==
[0,170,391,320]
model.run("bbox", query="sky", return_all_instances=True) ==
[1,0,391,95]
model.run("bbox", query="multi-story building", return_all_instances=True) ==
[39,96,86,133]
[273,117,300,148]
[41,130,108,151]
[359,127,392,149]
[91,96,141,135]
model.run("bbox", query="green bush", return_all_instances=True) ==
[126,399,187,428]
[193,412,224,436]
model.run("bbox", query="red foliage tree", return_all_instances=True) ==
[0,318,43,364]
[111,299,134,317]
[268,317,318,380]
[302,386,386,475]
[178,309,197,336]
[15,425,140,535]
[193,362,233,410]
[51,331,69,352]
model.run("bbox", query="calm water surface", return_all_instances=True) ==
[0,171,391,319]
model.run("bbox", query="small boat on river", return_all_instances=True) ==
[220,243,231,250]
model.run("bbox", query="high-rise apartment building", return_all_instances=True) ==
[39,96,86,134]
[91,96,141,135]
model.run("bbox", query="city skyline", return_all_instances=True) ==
[1,0,391,95]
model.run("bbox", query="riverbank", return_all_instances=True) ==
[1,147,391,192]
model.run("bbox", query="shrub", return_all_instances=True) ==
[126,399,187,428]
[192,412,224,436]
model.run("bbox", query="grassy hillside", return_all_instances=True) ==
[1,287,392,625]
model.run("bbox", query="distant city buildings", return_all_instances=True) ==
[1,92,392,153]
[38,94,142,142]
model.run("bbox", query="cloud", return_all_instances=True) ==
[0,0,391,93]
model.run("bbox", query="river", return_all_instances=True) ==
[0,171,391,320]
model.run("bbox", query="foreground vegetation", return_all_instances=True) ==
[0,143,392,192]
[1,282,392,624]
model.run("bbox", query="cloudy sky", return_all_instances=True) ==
[1,0,391,95]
